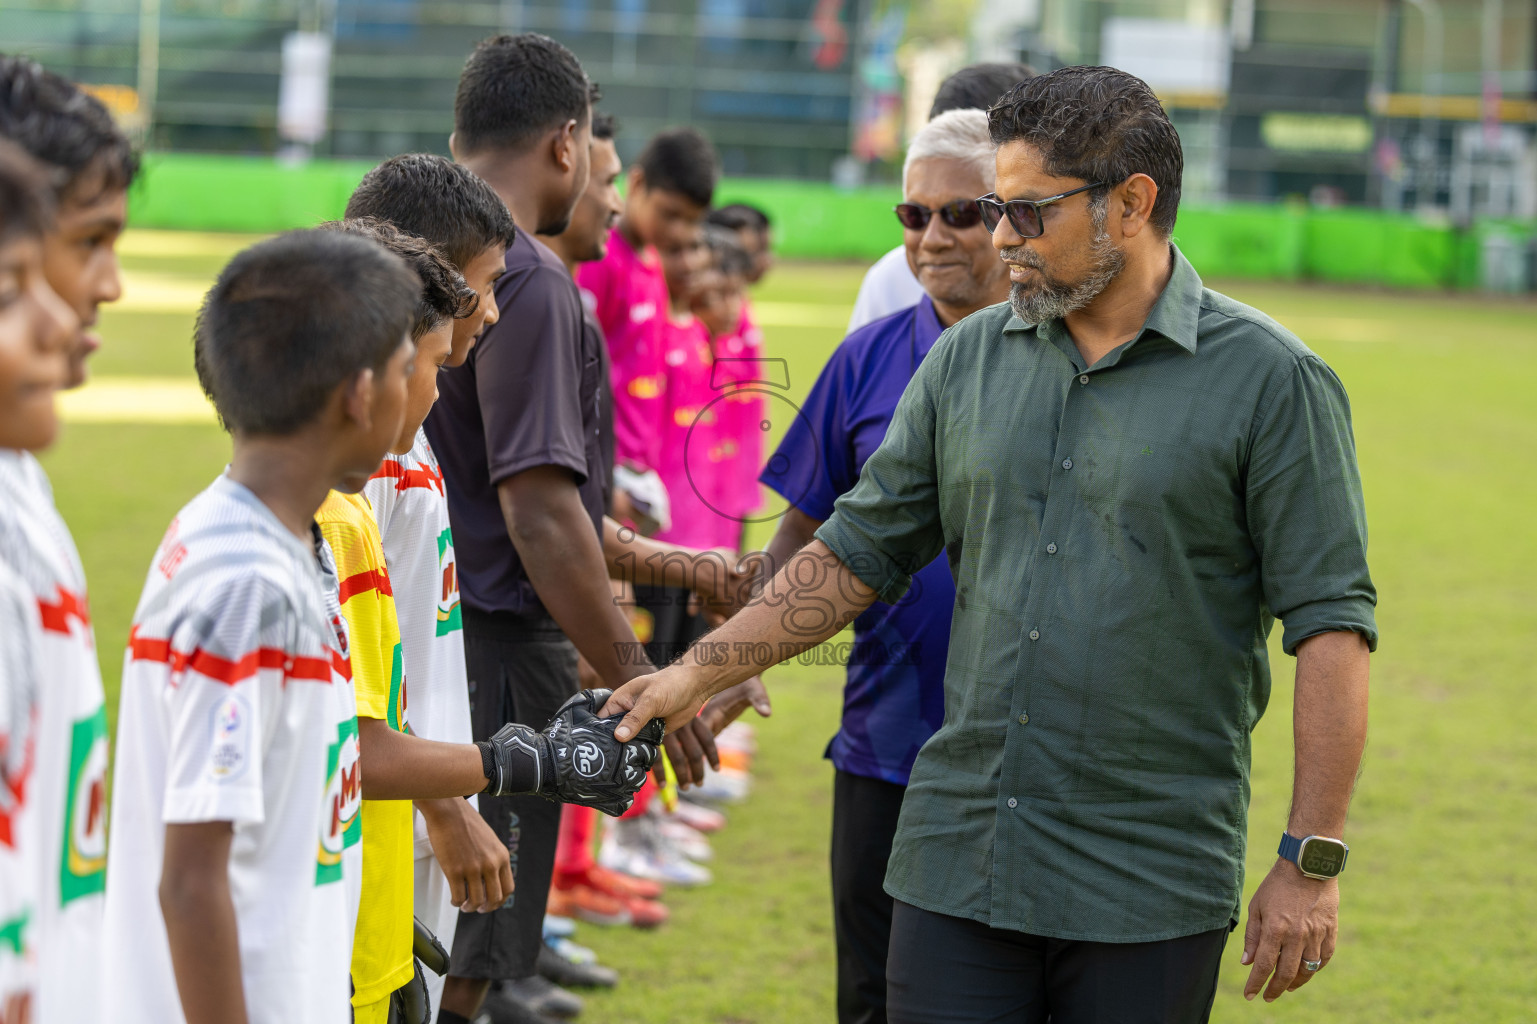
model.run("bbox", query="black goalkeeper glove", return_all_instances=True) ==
[477,688,664,816]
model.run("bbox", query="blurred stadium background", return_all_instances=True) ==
[6,1,1537,1021]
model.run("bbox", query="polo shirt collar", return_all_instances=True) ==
[1001,243,1203,355]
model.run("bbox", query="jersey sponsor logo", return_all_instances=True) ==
[572,740,605,779]
[316,717,361,884]
[435,528,461,636]
[386,642,408,734]
[0,909,28,955]
[60,706,108,904]
[205,692,252,782]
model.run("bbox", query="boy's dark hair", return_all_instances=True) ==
[0,56,138,201]
[194,230,419,436]
[0,139,54,246]
[319,218,477,340]
[453,34,592,156]
[344,153,516,270]
[703,225,753,280]
[930,62,1036,119]
[636,127,719,208]
[706,203,770,234]
[988,66,1182,236]
[592,111,617,142]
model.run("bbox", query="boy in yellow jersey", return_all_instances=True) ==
[317,219,664,1022]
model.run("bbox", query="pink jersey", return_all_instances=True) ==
[708,299,767,524]
[576,229,669,473]
[654,313,740,552]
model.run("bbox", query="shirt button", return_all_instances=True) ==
[1007,797,1018,808]
[1029,629,1040,641]
[1062,458,1073,470]
[1079,374,1089,385]
[1018,713,1029,725]
[1046,543,1057,554]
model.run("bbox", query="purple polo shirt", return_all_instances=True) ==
[759,295,955,785]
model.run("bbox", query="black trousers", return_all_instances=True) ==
[449,610,578,981]
[831,769,909,1024]
[886,901,1229,1024]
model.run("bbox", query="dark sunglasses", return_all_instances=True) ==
[893,199,985,231]
[976,182,1109,238]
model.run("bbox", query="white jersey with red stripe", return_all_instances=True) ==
[364,427,472,858]
[103,473,361,1024]
[0,558,40,1009]
[0,450,106,1024]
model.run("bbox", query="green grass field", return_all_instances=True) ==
[43,232,1537,1022]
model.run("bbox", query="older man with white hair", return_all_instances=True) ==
[754,107,1010,1024]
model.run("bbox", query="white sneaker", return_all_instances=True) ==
[658,818,714,863]
[599,813,714,887]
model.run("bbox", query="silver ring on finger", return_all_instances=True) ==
[1302,959,1323,972]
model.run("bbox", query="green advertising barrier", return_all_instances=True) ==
[126,152,1533,290]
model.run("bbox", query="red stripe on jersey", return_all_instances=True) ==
[128,626,344,685]
[338,567,393,603]
[38,584,92,635]
[370,459,445,496]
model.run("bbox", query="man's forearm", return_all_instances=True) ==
[674,540,875,702]
[358,718,486,800]
[500,469,653,685]
[602,516,730,590]
[1288,631,1371,837]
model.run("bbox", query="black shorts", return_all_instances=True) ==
[449,610,578,981]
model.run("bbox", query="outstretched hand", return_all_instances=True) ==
[601,666,710,743]
[542,688,665,816]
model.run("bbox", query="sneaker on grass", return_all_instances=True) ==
[600,811,713,887]
[498,976,583,1020]
[537,942,620,989]
[546,882,632,927]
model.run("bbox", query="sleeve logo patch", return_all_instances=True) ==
[60,706,108,903]
[206,692,251,782]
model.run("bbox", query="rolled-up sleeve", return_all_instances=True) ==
[1245,354,1378,654]
[816,347,946,604]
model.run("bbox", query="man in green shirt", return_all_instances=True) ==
[607,66,1376,1023]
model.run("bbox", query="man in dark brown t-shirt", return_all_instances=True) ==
[426,34,637,1022]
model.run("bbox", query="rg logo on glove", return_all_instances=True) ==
[574,740,606,779]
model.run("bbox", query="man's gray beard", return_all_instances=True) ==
[1004,225,1126,325]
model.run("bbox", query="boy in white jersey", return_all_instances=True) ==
[102,230,422,1024]
[343,154,516,1000]
[0,59,136,1023]
[0,138,77,1024]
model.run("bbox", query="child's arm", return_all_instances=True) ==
[160,821,247,1024]
[356,719,486,799]
[415,797,513,914]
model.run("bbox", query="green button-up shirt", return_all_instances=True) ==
[817,245,1377,943]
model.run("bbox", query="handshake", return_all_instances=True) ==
[475,688,664,816]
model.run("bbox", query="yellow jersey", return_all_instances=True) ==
[316,491,414,1008]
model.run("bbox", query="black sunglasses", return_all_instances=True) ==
[893,199,984,231]
[976,182,1109,238]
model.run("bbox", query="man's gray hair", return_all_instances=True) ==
[903,108,996,195]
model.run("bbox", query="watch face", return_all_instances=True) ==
[1299,838,1346,877]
